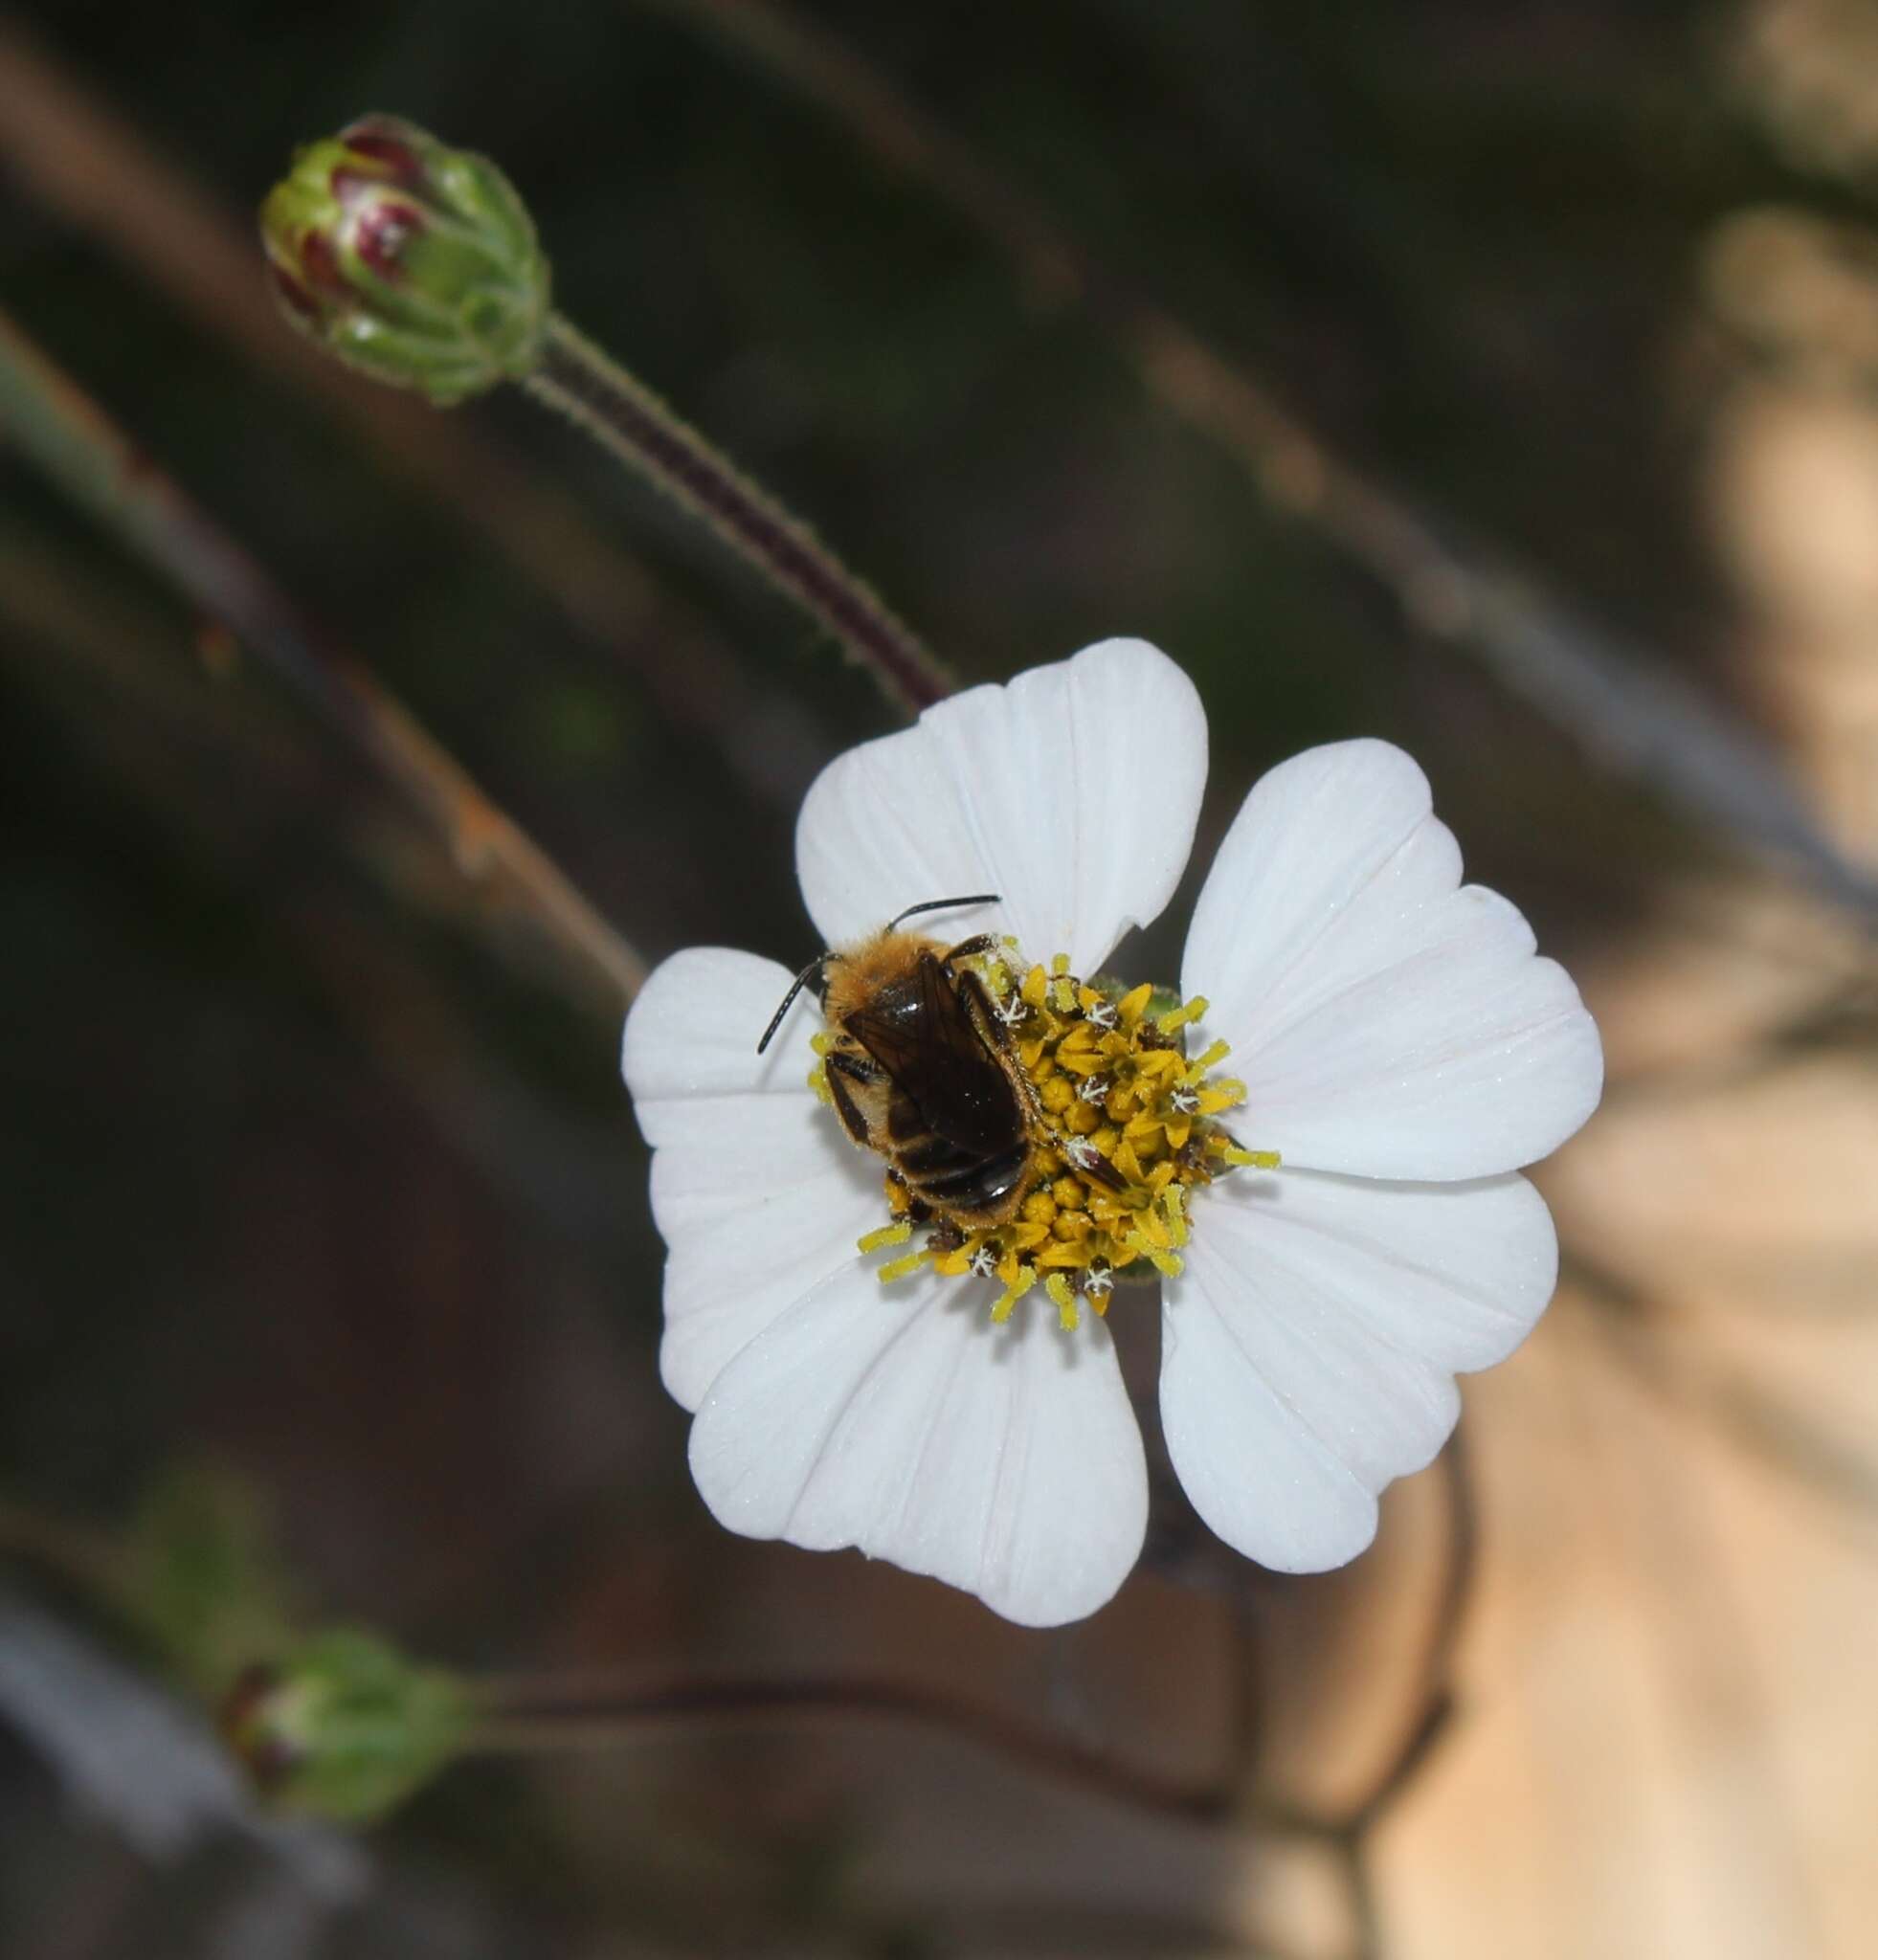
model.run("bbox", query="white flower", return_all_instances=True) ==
[620,640,1602,1628]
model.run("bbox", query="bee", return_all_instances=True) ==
[756,895,1040,1230]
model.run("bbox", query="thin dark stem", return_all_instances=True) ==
[470,1669,1329,1833]
[1139,1423,1477,1835]
[525,314,952,714]
[1339,1422,1477,1833]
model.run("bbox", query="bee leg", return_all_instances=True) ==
[953,967,1017,1056]
[953,972,1050,1178]
[1056,1133,1130,1194]
[1080,1152,1131,1195]
[825,1047,888,1085]
[823,1047,883,1147]
[942,932,1002,965]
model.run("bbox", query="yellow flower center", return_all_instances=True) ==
[811,945,1278,1331]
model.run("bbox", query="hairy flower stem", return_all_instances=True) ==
[525,315,952,713]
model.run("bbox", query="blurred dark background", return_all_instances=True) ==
[3,3,1875,1955]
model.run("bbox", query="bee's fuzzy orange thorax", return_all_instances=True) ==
[820,929,943,1025]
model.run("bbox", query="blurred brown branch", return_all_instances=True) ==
[642,0,1878,920]
[1569,1255,1878,1532]
[0,308,646,1007]
[0,18,830,810]
[1,590,631,1258]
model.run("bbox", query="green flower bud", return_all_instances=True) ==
[259,116,549,405]
[220,1628,473,1823]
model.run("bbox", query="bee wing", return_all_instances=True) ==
[846,953,1017,1154]
[918,947,1003,1072]
[842,952,967,1077]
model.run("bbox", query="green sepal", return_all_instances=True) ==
[222,1627,475,1824]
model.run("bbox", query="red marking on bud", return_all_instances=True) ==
[297,231,349,299]
[339,121,425,186]
[353,200,422,278]
[218,1663,303,1793]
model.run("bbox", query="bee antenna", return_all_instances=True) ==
[884,892,1002,932]
[756,955,827,1055]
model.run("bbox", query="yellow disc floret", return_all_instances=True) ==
[848,947,1279,1324]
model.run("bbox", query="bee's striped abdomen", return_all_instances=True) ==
[914,1143,1030,1216]
[891,1108,1030,1216]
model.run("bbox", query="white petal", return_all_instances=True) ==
[688,1263,1149,1627]
[1182,740,1602,1179]
[1159,1167,1557,1572]
[621,947,883,1410]
[796,638,1206,975]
